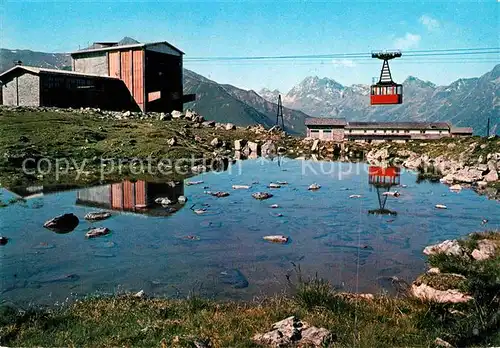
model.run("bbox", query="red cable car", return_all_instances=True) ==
[370,51,403,105]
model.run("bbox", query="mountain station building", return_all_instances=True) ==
[0,38,195,113]
[305,117,473,142]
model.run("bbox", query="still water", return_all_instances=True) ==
[1,158,499,306]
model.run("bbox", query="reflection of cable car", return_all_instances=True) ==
[370,51,403,105]
[368,166,401,215]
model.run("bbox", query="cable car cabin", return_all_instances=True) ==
[370,83,403,105]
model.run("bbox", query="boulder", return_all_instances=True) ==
[225,123,236,130]
[177,196,187,204]
[449,184,462,191]
[423,240,465,257]
[84,212,112,221]
[453,168,483,183]
[411,283,473,303]
[252,316,333,348]
[185,109,198,120]
[210,138,222,147]
[484,170,498,182]
[220,269,249,289]
[311,139,320,152]
[252,192,273,200]
[234,139,247,151]
[471,239,497,261]
[159,112,171,121]
[476,181,488,189]
[202,120,215,128]
[434,338,453,348]
[308,183,321,190]
[134,290,146,298]
[171,110,184,119]
[261,140,276,156]
[168,137,177,146]
[85,227,111,239]
[43,213,79,234]
[268,125,282,133]
[0,236,8,246]
[247,141,260,154]
[193,115,205,123]
[263,235,288,243]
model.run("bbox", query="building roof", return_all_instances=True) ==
[451,127,474,134]
[70,41,184,56]
[0,65,119,81]
[305,117,347,126]
[346,121,451,130]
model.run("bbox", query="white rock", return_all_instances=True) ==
[411,283,473,303]
[435,204,447,209]
[225,123,236,130]
[134,290,146,298]
[171,110,184,118]
[177,196,187,204]
[311,139,320,152]
[423,240,464,257]
[471,239,497,261]
[263,235,289,243]
[449,184,462,191]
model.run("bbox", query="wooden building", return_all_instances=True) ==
[0,66,135,110]
[71,40,194,112]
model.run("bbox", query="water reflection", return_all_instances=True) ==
[76,179,185,216]
[368,166,401,215]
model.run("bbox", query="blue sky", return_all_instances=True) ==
[2,0,499,92]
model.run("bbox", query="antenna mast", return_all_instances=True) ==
[276,94,284,129]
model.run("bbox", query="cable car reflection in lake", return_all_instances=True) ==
[76,179,185,216]
[368,166,401,215]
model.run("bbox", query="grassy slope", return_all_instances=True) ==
[0,109,296,188]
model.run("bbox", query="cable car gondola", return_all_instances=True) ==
[370,51,403,105]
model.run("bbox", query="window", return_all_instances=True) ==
[364,130,367,133]
[404,130,410,133]
[374,130,377,133]
[323,129,332,133]
[420,130,425,134]
[311,130,319,133]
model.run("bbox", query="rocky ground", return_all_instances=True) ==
[364,137,500,199]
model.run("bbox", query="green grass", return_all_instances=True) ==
[0,109,301,188]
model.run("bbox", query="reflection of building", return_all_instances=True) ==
[368,166,401,215]
[305,118,473,141]
[76,180,184,215]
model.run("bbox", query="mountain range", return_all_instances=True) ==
[0,47,498,135]
[260,69,499,136]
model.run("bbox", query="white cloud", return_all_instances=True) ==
[419,15,440,31]
[332,59,356,68]
[393,33,421,49]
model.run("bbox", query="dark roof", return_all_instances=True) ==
[451,127,473,134]
[71,40,184,56]
[346,122,450,130]
[0,65,118,81]
[305,117,347,126]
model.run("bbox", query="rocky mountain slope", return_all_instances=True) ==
[260,65,499,135]
[0,48,71,72]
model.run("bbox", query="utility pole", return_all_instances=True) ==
[276,94,284,129]
[486,117,490,137]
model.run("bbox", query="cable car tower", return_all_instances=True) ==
[370,51,403,105]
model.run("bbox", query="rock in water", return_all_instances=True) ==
[435,204,447,209]
[252,192,273,200]
[43,213,79,233]
[177,196,187,204]
[85,227,111,239]
[308,183,321,190]
[232,185,251,189]
[220,269,249,288]
[84,212,112,221]
[263,235,289,243]
[0,236,8,246]
[268,183,281,189]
